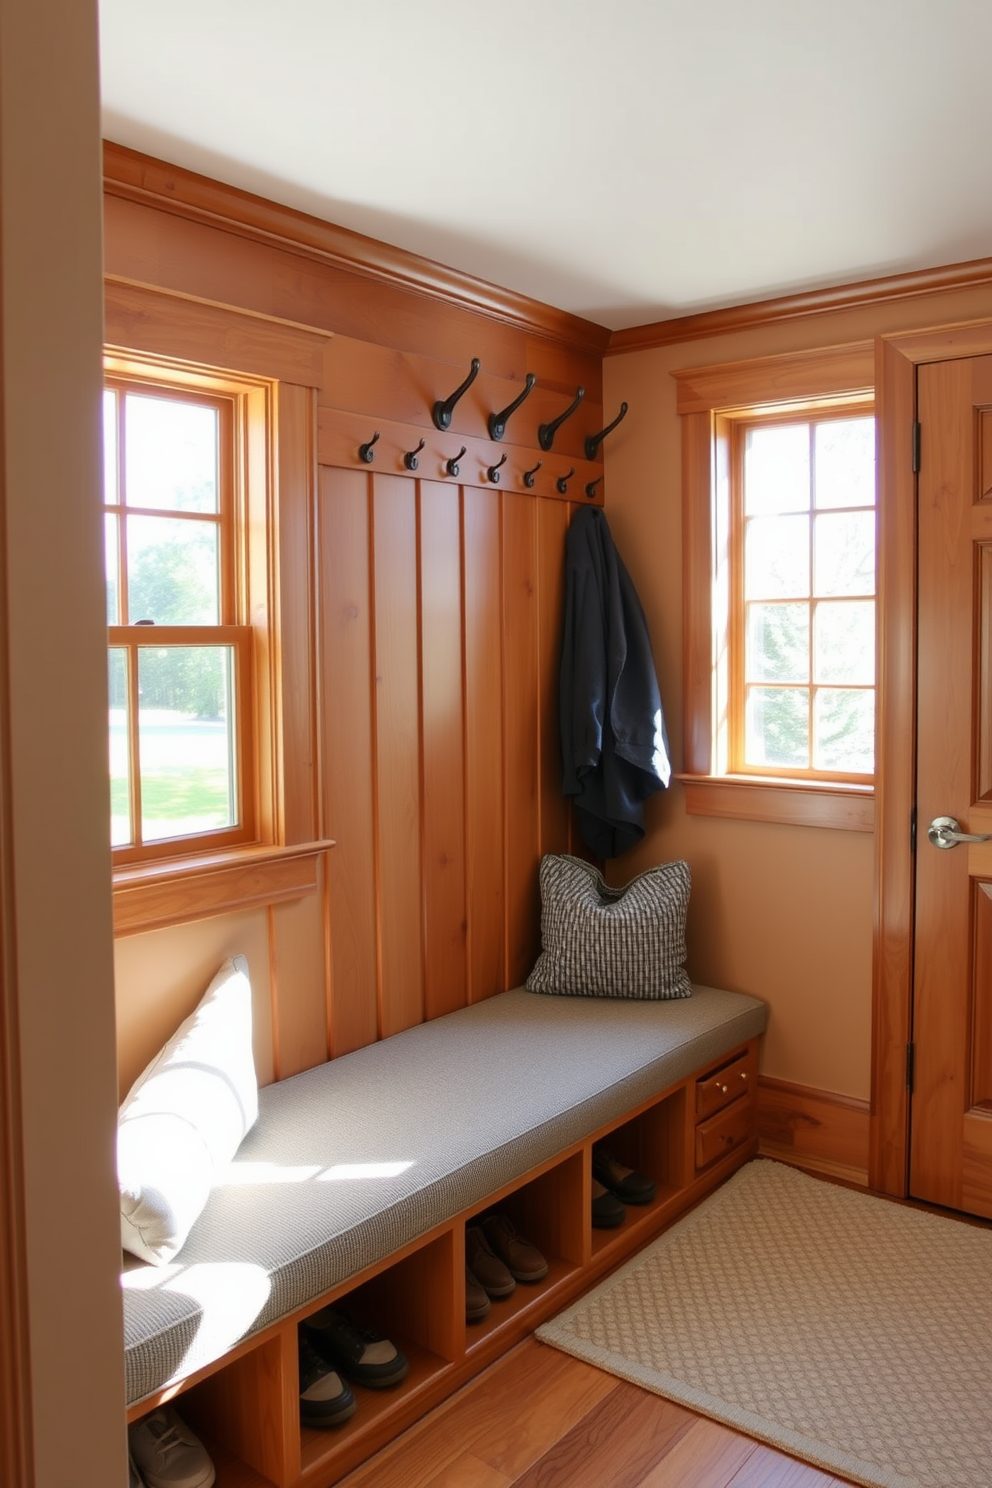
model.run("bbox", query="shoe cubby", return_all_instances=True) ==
[590,1085,688,1259]
[464,1150,585,1353]
[299,1228,458,1480]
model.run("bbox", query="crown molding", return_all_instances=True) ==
[102,142,611,356]
[608,256,992,355]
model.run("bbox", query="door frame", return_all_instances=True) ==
[872,317,992,1196]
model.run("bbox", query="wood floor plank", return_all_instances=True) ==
[469,1343,619,1479]
[726,1443,855,1487]
[338,1342,612,1488]
[509,1381,696,1488]
[636,1415,758,1487]
[424,1452,513,1488]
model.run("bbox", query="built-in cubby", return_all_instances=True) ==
[590,1086,687,1260]
[130,1038,760,1488]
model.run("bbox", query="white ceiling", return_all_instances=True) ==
[99,0,992,331]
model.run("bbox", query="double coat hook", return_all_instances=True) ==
[585,403,629,461]
[538,387,584,451]
[488,374,536,442]
[433,359,481,431]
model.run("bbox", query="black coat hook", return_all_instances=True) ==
[358,430,381,464]
[445,447,467,477]
[488,373,536,442]
[433,358,481,431]
[404,437,426,471]
[538,386,585,451]
[487,453,508,483]
[523,460,543,489]
[585,477,603,500]
[556,467,575,495]
[584,402,629,461]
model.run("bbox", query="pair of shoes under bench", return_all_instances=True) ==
[127,1406,215,1488]
[301,1305,409,1389]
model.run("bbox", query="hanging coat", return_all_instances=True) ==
[559,506,671,859]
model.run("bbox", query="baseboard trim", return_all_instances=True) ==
[757,1076,870,1188]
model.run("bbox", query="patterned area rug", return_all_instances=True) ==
[537,1160,992,1488]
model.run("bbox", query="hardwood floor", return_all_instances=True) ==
[338,1338,853,1488]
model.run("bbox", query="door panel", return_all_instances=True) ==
[911,355,992,1213]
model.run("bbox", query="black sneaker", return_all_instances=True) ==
[298,1330,357,1428]
[592,1145,657,1205]
[301,1306,409,1389]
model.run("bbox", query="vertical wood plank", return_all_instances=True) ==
[275,382,317,843]
[419,480,467,1020]
[318,466,378,1057]
[538,497,569,858]
[503,492,541,987]
[268,885,328,1079]
[463,486,505,1002]
[373,473,424,1036]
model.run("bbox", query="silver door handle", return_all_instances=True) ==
[928,815,992,849]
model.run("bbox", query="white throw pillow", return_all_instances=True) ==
[118,955,258,1265]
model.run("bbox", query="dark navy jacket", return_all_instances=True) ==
[560,506,671,858]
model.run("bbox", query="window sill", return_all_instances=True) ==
[677,775,874,833]
[112,840,334,937]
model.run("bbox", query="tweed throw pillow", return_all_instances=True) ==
[527,854,691,1000]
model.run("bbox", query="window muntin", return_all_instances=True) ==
[731,411,876,782]
[104,377,253,861]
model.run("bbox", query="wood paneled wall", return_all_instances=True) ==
[320,464,576,1052]
[105,145,600,1087]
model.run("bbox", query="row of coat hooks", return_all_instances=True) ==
[356,427,604,498]
[359,357,629,461]
[438,358,628,456]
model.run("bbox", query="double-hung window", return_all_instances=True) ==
[104,375,254,862]
[677,345,876,830]
[732,410,875,780]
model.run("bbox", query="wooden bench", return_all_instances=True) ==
[123,984,767,1487]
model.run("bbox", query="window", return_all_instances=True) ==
[104,375,254,862]
[676,344,876,831]
[731,411,875,781]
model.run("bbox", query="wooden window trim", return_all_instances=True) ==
[105,352,320,922]
[676,343,876,830]
[112,839,334,937]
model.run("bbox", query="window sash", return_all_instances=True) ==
[727,408,876,785]
[109,625,254,864]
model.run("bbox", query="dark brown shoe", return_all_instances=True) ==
[465,1265,491,1322]
[465,1225,515,1298]
[591,1179,626,1228]
[592,1145,656,1205]
[481,1213,549,1283]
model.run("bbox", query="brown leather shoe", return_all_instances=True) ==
[465,1265,491,1322]
[465,1225,515,1298]
[481,1213,549,1283]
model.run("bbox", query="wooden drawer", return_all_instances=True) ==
[695,1050,752,1120]
[695,1093,753,1172]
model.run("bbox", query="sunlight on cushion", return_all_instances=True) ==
[318,1161,415,1181]
[166,1262,271,1368]
[214,1161,323,1186]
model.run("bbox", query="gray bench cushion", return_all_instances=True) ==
[122,983,767,1405]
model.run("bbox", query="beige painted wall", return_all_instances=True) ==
[604,281,992,1102]
[0,0,128,1481]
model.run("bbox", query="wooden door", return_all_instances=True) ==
[911,354,992,1215]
